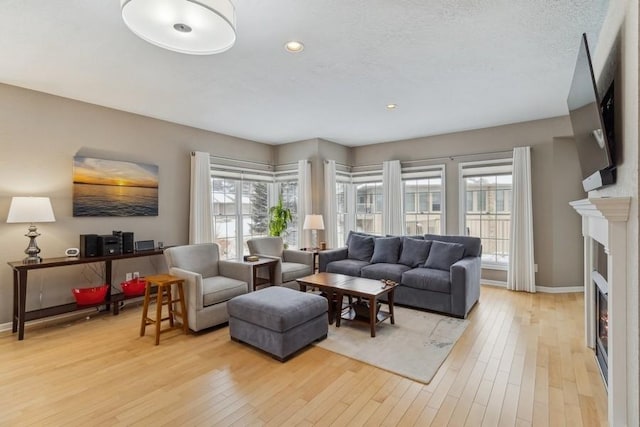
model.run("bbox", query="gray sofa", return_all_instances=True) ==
[319,232,481,318]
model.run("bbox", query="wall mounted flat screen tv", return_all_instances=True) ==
[567,33,616,192]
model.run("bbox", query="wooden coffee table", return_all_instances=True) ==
[297,272,397,337]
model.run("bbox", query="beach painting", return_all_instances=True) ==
[73,156,159,217]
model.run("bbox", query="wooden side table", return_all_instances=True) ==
[140,274,189,345]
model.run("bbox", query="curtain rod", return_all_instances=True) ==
[324,149,513,169]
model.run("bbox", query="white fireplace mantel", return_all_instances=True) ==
[570,197,631,427]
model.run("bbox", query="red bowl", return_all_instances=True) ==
[121,279,147,297]
[72,285,109,305]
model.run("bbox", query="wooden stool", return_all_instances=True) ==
[140,274,189,345]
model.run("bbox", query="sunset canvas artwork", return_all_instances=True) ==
[73,156,159,216]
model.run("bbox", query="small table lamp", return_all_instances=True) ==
[303,214,324,250]
[6,197,56,263]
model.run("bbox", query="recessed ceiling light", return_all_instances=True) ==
[386,104,398,110]
[285,41,305,53]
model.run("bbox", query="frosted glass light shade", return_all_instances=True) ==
[121,0,236,55]
[303,214,325,230]
[6,197,56,223]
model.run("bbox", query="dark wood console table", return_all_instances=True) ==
[8,250,164,340]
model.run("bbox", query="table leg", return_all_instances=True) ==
[269,263,276,286]
[12,269,18,333]
[17,270,27,340]
[252,265,258,291]
[327,290,335,325]
[369,296,376,337]
[388,289,395,325]
[335,292,343,328]
[105,260,112,312]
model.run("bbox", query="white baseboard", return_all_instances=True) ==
[482,281,583,293]
[536,285,583,293]
[482,280,508,288]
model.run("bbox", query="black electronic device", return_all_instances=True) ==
[122,232,135,253]
[98,235,121,256]
[135,240,155,251]
[567,33,616,192]
[79,234,99,257]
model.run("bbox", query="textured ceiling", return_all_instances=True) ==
[0,0,609,146]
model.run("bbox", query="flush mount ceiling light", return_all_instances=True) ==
[121,0,236,55]
[284,41,305,53]
[386,103,398,110]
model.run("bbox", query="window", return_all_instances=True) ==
[402,165,445,235]
[459,160,512,267]
[212,164,299,259]
[355,181,383,235]
[278,180,299,249]
[335,180,350,245]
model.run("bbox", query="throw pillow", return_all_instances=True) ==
[370,237,402,264]
[398,238,432,268]
[424,240,465,271]
[347,233,375,261]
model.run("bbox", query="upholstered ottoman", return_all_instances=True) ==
[227,286,328,361]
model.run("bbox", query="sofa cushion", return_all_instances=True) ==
[326,259,369,276]
[361,263,411,283]
[202,275,249,306]
[424,240,465,271]
[281,261,313,283]
[346,230,377,246]
[398,238,432,268]
[347,233,375,261]
[424,234,482,258]
[401,268,451,293]
[370,236,401,264]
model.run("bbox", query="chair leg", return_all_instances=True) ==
[154,286,163,345]
[140,282,152,337]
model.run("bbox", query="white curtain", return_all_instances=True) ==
[189,151,213,244]
[508,146,535,292]
[324,160,337,249]
[297,159,312,248]
[382,160,404,235]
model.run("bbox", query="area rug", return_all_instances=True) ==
[315,306,469,384]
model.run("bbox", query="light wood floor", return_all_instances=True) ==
[0,286,608,426]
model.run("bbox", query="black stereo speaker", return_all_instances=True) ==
[98,235,121,256]
[79,234,99,257]
[122,232,134,254]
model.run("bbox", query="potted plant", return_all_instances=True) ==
[268,195,292,240]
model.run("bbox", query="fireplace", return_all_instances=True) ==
[593,240,609,385]
[595,281,608,385]
[570,197,631,427]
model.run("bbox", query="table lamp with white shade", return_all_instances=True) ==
[303,214,324,250]
[6,197,56,263]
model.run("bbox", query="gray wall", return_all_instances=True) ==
[0,83,272,323]
[350,117,586,287]
[0,83,591,327]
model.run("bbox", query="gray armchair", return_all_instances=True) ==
[246,237,314,289]
[164,243,250,332]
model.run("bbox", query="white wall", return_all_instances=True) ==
[591,0,639,423]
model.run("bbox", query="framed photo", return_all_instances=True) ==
[73,156,159,217]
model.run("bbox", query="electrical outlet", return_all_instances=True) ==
[125,272,133,281]
[133,271,140,279]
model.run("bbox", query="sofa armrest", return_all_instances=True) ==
[168,267,204,311]
[283,249,314,266]
[319,247,348,272]
[450,256,481,318]
[219,260,252,286]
